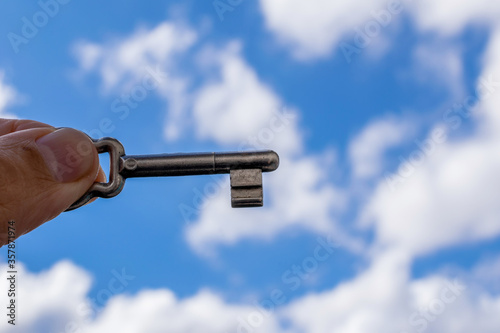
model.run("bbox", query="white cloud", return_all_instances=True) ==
[259,0,500,61]
[85,289,281,333]
[349,116,414,179]
[0,261,281,333]
[183,43,351,254]
[73,22,197,92]
[186,154,346,255]
[479,26,500,132]
[0,261,92,333]
[258,0,389,60]
[363,131,500,256]
[282,250,500,333]
[73,22,198,140]
[3,255,499,333]
[192,42,302,155]
[282,251,412,333]
[360,28,500,256]
[0,71,18,119]
[409,0,500,35]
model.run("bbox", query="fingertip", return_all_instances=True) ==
[36,128,98,183]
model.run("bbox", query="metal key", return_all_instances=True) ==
[66,137,279,211]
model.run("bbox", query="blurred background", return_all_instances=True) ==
[1,0,500,332]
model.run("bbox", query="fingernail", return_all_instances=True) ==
[36,128,96,183]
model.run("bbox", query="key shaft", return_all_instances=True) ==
[119,151,279,178]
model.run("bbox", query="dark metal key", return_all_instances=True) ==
[66,137,279,211]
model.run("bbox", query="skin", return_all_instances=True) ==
[0,119,105,247]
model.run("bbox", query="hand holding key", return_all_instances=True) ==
[0,120,104,247]
[0,119,279,246]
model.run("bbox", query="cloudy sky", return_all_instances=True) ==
[1,0,500,332]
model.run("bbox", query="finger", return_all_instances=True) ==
[0,127,100,246]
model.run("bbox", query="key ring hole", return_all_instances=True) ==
[98,151,111,184]
[92,137,126,198]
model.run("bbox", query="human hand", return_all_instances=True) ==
[0,119,104,247]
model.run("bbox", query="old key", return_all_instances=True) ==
[66,137,280,211]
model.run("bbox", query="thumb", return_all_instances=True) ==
[0,125,99,245]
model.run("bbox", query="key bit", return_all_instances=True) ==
[230,169,263,208]
[66,137,279,211]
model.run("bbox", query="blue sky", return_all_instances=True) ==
[1,1,500,332]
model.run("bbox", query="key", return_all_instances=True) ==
[66,137,279,211]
